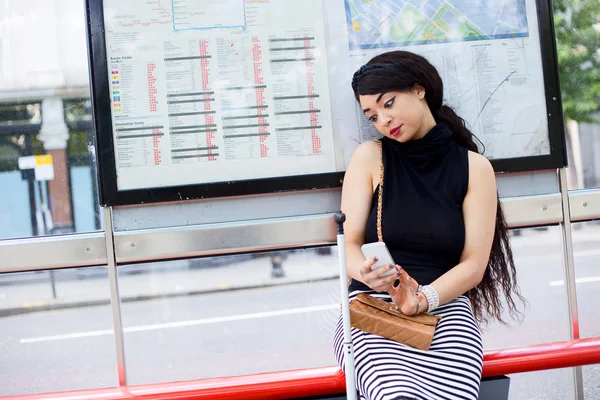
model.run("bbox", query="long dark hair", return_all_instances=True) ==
[352,51,525,325]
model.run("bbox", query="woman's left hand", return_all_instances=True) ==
[387,266,428,316]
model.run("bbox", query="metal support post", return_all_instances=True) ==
[558,168,583,400]
[334,212,357,400]
[103,206,128,386]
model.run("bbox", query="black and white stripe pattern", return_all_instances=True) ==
[334,290,483,400]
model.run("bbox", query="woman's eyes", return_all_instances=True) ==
[367,97,395,122]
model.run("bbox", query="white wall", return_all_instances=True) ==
[0,0,89,92]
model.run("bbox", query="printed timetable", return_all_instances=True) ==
[102,0,337,190]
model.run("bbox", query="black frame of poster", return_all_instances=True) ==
[85,0,566,206]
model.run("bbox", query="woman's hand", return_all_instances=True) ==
[359,258,399,293]
[387,267,428,316]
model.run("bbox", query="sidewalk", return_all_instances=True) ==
[0,250,339,317]
[509,221,600,249]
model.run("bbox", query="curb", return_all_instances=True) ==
[0,274,339,318]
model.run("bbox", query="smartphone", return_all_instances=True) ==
[361,242,396,277]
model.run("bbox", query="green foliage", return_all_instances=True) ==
[0,142,20,172]
[553,0,600,122]
[68,130,93,167]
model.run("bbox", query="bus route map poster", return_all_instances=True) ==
[336,0,560,164]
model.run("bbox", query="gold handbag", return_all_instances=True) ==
[348,140,441,351]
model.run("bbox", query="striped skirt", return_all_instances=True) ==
[333,290,483,400]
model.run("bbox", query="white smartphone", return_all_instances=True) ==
[361,242,396,277]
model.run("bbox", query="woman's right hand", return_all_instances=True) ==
[359,258,399,292]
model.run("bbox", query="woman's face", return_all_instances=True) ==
[359,86,435,142]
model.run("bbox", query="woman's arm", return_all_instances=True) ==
[426,151,497,306]
[341,141,398,290]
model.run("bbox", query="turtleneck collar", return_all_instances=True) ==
[382,123,455,169]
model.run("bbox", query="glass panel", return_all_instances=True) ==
[120,226,573,397]
[583,365,600,400]
[0,267,117,395]
[573,218,600,399]
[0,137,33,239]
[119,247,339,384]
[483,226,571,348]
[554,0,600,189]
[575,121,600,189]
[572,221,600,339]
[0,3,99,239]
[481,226,573,400]
[507,368,574,400]
[0,101,100,238]
[66,99,101,233]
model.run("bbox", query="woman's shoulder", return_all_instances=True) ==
[348,140,381,165]
[467,151,493,172]
[356,139,381,153]
[345,140,381,187]
[467,151,495,189]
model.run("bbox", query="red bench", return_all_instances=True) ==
[3,337,600,400]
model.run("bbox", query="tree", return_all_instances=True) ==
[553,0,600,123]
[552,0,600,188]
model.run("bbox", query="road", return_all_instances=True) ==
[1,227,600,399]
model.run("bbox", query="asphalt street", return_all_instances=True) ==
[1,227,600,399]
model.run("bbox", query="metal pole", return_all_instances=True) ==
[49,270,57,299]
[334,212,357,400]
[558,168,583,400]
[36,181,47,234]
[103,206,128,386]
[35,179,57,299]
[24,135,39,236]
[27,172,39,236]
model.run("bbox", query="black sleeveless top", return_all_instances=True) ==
[350,123,469,291]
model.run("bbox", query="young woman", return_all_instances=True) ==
[333,51,524,400]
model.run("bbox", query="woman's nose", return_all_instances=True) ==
[381,111,392,126]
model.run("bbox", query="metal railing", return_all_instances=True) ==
[1,189,598,274]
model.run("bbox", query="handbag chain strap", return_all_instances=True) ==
[375,140,384,242]
[347,140,384,287]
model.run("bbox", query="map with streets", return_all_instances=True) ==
[345,0,529,50]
